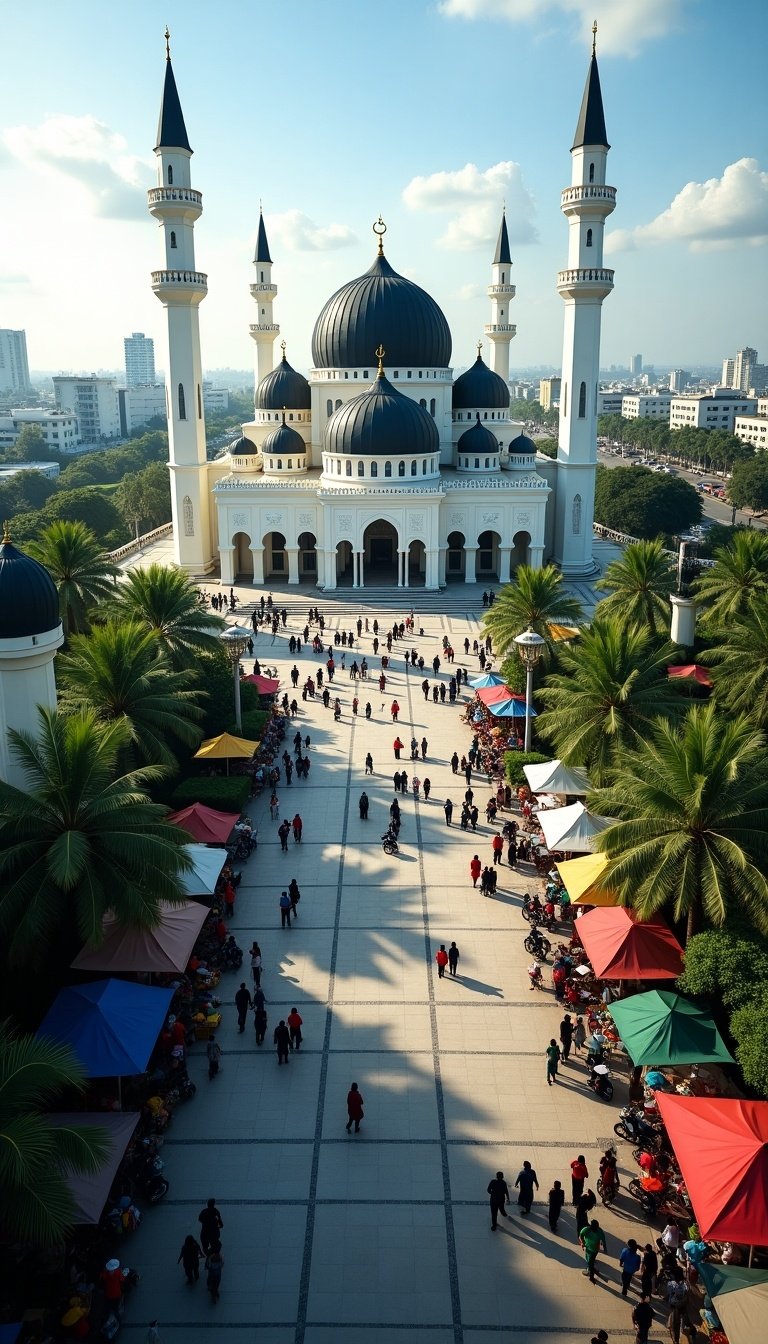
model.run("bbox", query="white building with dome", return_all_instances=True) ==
[149,33,615,589]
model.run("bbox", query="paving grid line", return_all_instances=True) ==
[163,1136,605,1148]
[122,1325,636,1337]
[405,663,464,1344]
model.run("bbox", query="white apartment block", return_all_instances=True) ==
[0,460,60,480]
[734,399,768,451]
[202,383,229,411]
[622,392,673,419]
[670,388,756,433]
[597,391,628,415]
[0,329,30,393]
[0,408,80,450]
[124,332,156,387]
[53,375,120,442]
[118,384,167,437]
[538,376,561,410]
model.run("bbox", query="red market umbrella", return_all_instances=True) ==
[667,664,713,687]
[167,801,241,844]
[656,1095,768,1244]
[242,673,280,695]
[475,684,524,706]
[575,906,684,980]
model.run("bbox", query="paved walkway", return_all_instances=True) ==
[124,595,645,1343]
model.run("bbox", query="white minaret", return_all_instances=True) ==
[552,24,616,577]
[250,210,279,391]
[485,211,516,382]
[148,30,213,573]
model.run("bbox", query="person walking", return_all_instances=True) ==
[292,813,303,844]
[345,1082,364,1134]
[451,751,459,774]
[393,736,404,759]
[249,942,262,987]
[640,1243,658,1299]
[470,854,481,887]
[235,983,252,1034]
[287,1007,303,1051]
[444,798,453,826]
[546,1038,562,1085]
[573,1015,587,1054]
[575,1188,597,1240]
[278,819,290,851]
[664,1269,690,1343]
[515,1161,539,1215]
[619,1239,641,1297]
[365,752,374,775]
[571,1155,589,1204]
[391,700,400,722]
[580,1218,607,1283]
[548,1180,565,1233]
[279,891,292,928]
[206,1035,221,1081]
[205,1245,224,1303]
[289,878,301,918]
[423,777,431,800]
[435,945,448,979]
[559,1013,574,1062]
[198,1199,224,1255]
[274,1019,291,1064]
[420,736,428,760]
[178,1234,204,1284]
[632,1296,654,1344]
[492,832,504,866]
[448,941,460,976]
[487,1171,510,1230]
[359,791,369,819]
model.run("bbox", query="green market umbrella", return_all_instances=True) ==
[698,1263,768,1344]
[609,989,733,1067]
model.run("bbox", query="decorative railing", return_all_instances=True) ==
[249,323,280,334]
[593,522,715,566]
[110,522,173,562]
[147,187,202,207]
[444,475,547,490]
[487,284,516,296]
[249,283,277,295]
[557,268,614,286]
[308,367,453,382]
[151,269,207,286]
[560,185,616,207]
[484,323,517,334]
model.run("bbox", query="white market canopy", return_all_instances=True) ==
[538,801,615,854]
[178,843,228,899]
[523,759,591,796]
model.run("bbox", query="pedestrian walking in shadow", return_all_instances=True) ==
[546,1038,562,1085]
[423,778,431,800]
[487,1172,510,1230]
[249,942,262,987]
[254,1004,268,1045]
[278,819,290,851]
[448,941,460,976]
[365,752,374,774]
[451,752,459,773]
[470,855,481,887]
[346,1082,364,1134]
[178,1234,204,1284]
[359,791,369,819]
[274,1020,290,1064]
[289,878,301,917]
[435,945,448,978]
[205,1245,224,1302]
[559,1013,573,1061]
[206,1036,221,1081]
[548,1180,565,1233]
[287,1007,303,1051]
[235,983,252,1033]
[292,813,303,843]
[444,798,453,826]
[571,1155,589,1204]
[421,736,428,760]
[400,769,408,794]
[393,770,401,792]
[580,1219,607,1283]
[632,1296,654,1344]
[279,891,292,927]
[575,1188,597,1240]
[573,1015,587,1054]
[619,1239,641,1296]
[198,1199,223,1254]
[515,1161,539,1214]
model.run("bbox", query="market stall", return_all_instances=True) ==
[574,907,684,980]
[71,901,209,975]
[48,1111,141,1223]
[523,758,590,797]
[555,853,618,905]
[167,801,241,844]
[609,989,733,1068]
[38,980,174,1086]
[538,801,614,855]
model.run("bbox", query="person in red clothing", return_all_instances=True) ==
[435,945,449,979]
[345,1081,364,1134]
[470,855,482,887]
[292,813,303,843]
[492,833,504,865]
[287,1007,303,1051]
[101,1260,124,1305]
[393,736,404,759]
[391,700,400,721]
[223,880,236,918]
[570,1154,589,1204]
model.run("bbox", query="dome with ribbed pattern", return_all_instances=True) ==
[452,352,510,410]
[0,536,61,638]
[255,353,311,411]
[312,251,451,370]
[229,435,258,456]
[509,432,537,455]
[262,421,306,456]
[458,415,500,456]
[324,371,439,457]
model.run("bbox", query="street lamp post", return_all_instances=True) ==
[514,627,546,753]
[220,624,252,733]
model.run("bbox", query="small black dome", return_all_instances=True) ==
[262,421,306,456]
[453,352,510,410]
[0,537,61,638]
[255,353,311,411]
[230,435,258,456]
[312,251,452,369]
[458,415,500,455]
[509,432,537,455]
[324,371,439,457]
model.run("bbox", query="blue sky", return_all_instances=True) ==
[1,0,766,377]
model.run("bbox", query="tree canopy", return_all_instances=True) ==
[481,564,583,661]
[595,539,675,635]
[27,519,119,637]
[594,464,702,539]
[728,454,768,514]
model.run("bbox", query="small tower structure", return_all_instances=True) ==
[485,211,516,382]
[148,30,213,572]
[552,23,616,576]
[250,210,279,389]
[0,527,63,788]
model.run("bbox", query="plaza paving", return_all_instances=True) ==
[123,584,646,1343]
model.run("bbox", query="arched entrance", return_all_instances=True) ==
[407,540,426,586]
[446,530,465,581]
[512,530,531,570]
[336,540,353,584]
[298,531,317,583]
[477,530,501,580]
[363,520,399,586]
[263,531,286,580]
[232,531,253,582]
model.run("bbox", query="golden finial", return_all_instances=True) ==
[281,407,286,425]
[165,27,171,60]
[281,339,286,358]
[477,340,483,357]
[375,344,386,377]
[2,520,10,544]
[373,216,387,255]
[592,19,597,56]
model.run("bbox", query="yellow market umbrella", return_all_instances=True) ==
[194,732,260,760]
[547,623,581,642]
[556,852,618,905]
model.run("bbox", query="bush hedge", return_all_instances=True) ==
[504,750,550,787]
[170,776,251,813]
[226,709,269,741]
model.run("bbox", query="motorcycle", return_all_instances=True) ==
[524,929,552,960]
[628,1174,670,1219]
[521,897,542,924]
[527,961,544,991]
[585,1063,614,1102]
[597,1145,620,1206]
[129,1155,169,1204]
[613,1106,663,1152]
[381,830,399,855]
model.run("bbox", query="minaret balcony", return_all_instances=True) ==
[147,186,203,220]
[151,269,208,298]
[557,267,614,299]
[561,184,616,217]
[484,323,517,338]
[249,323,280,337]
[250,283,278,299]
[487,284,516,298]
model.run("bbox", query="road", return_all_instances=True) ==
[596,449,767,532]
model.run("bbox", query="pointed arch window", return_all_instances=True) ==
[357,461,364,476]
[326,399,333,416]
[345,460,352,476]
[578,382,587,418]
[335,399,342,410]
[178,383,186,420]
[586,228,593,248]
[170,230,177,249]
[167,165,173,185]
[411,461,417,476]
[197,384,202,419]
[384,462,392,478]
[589,162,595,183]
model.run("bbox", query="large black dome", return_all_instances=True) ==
[262,421,306,456]
[312,251,452,370]
[255,353,311,411]
[458,415,500,456]
[324,371,439,457]
[453,352,510,410]
[0,536,61,638]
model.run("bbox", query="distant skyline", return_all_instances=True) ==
[1,0,766,378]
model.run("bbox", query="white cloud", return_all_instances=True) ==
[3,115,150,220]
[403,161,537,250]
[265,209,357,252]
[606,159,768,255]
[438,0,687,57]
[457,282,485,300]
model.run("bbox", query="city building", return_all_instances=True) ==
[151,33,614,583]
[0,409,80,451]
[670,388,756,433]
[202,382,230,412]
[734,397,768,451]
[52,375,120,443]
[597,390,629,415]
[538,376,561,410]
[622,392,673,419]
[721,347,767,396]
[668,369,689,393]
[0,330,30,394]
[117,384,167,436]
[721,358,736,388]
[629,353,642,377]
[123,332,156,386]
[0,461,60,480]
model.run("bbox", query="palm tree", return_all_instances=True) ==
[694,531,768,625]
[58,621,204,768]
[108,563,225,669]
[700,601,768,730]
[536,616,687,784]
[590,704,768,942]
[482,564,583,661]
[0,707,191,967]
[27,520,119,637]
[0,1023,111,1246]
[595,540,675,635]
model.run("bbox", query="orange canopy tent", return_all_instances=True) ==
[656,1095,768,1244]
[167,802,240,844]
[574,906,684,980]
[667,664,713,687]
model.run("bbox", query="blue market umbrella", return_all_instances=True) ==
[38,979,174,1079]
[489,697,536,719]
[469,671,507,688]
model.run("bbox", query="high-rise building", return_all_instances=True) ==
[721,357,736,388]
[53,375,120,442]
[124,332,156,386]
[630,353,642,376]
[734,347,758,393]
[539,377,562,410]
[0,329,31,394]
[668,369,689,393]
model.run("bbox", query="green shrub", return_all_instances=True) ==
[504,750,549,787]
[226,709,269,741]
[170,776,251,813]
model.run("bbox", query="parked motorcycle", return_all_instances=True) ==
[524,929,552,960]
[613,1105,663,1152]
